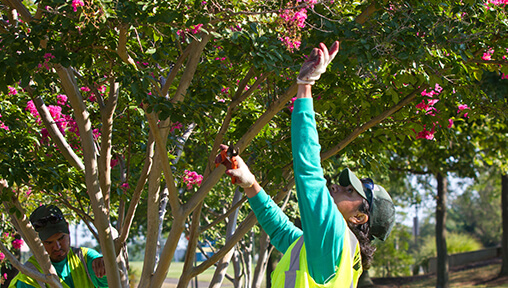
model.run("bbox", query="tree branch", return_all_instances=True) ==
[321,84,429,161]
[32,95,85,171]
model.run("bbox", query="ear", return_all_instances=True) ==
[349,212,368,225]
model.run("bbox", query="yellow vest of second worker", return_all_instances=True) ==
[8,247,95,288]
[271,229,363,287]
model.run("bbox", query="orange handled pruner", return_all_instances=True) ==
[216,144,239,183]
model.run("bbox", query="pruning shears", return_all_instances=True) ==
[216,144,239,183]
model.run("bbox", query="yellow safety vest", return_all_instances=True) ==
[271,229,363,287]
[9,247,96,288]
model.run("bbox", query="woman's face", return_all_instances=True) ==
[329,184,367,224]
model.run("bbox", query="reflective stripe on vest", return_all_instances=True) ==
[8,247,96,288]
[284,230,360,287]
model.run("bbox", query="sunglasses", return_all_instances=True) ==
[361,178,374,211]
[32,214,64,230]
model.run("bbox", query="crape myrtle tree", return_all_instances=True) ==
[0,0,507,287]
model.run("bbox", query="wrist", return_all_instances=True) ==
[297,84,312,99]
[244,181,261,198]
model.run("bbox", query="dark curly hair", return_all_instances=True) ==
[348,198,376,270]
[325,174,377,270]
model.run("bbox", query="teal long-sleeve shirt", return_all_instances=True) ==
[248,98,347,284]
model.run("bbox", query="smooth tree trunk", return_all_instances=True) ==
[499,173,508,276]
[435,172,449,288]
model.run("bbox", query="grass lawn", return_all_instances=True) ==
[129,261,251,287]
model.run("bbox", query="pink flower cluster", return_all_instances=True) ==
[177,24,203,37]
[280,36,301,51]
[288,96,297,112]
[72,0,85,12]
[25,93,103,148]
[170,121,183,133]
[485,0,508,9]
[413,84,472,140]
[415,83,443,117]
[482,48,494,61]
[38,53,55,71]
[281,9,307,28]
[183,170,203,190]
[413,84,443,140]
[415,124,436,140]
[26,100,78,143]
[0,113,8,131]
[8,86,17,95]
[457,104,470,118]
[12,238,24,249]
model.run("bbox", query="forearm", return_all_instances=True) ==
[248,188,302,253]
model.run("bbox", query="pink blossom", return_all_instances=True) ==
[482,48,494,61]
[415,125,435,140]
[57,94,68,105]
[170,121,183,133]
[0,113,8,131]
[288,96,297,112]
[92,128,101,140]
[80,86,91,92]
[0,252,4,261]
[448,118,454,128]
[43,53,55,60]
[72,0,85,12]
[502,73,508,80]
[41,128,50,142]
[0,121,8,131]
[427,99,439,106]
[8,86,17,95]
[280,36,301,52]
[421,89,437,97]
[25,100,40,120]
[110,158,119,168]
[294,9,307,28]
[12,239,24,249]
[183,170,203,189]
[457,104,469,113]
[190,24,203,34]
[121,183,129,190]
[48,105,62,120]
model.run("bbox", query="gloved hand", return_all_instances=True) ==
[297,41,340,85]
[215,144,256,188]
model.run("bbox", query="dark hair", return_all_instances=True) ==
[325,174,377,269]
[348,198,376,270]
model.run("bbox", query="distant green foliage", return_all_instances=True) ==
[414,232,483,273]
[371,224,413,277]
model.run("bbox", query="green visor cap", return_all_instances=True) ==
[338,168,395,241]
[369,184,395,241]
[30,205,69,241]
[338,168,366,199]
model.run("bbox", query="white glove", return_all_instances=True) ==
[297,41,340,85]
[225,156,256,189]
